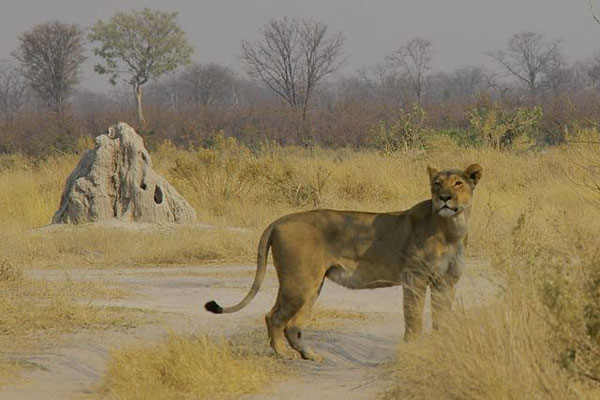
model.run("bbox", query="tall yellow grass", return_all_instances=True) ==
[100,333,283,400]
[385,300,596,399]
[1,131,599,396]
[2,133,597,263]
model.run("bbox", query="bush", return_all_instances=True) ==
[467,104,543,150]
[367,105,428,152]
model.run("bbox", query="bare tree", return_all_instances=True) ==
[446,66,490,101]
[587,52,600,89]
[541,59,574,95]
[71,89,114,115]
[241,17,345,134]
[12,21,85,117]
[427,66,490,104]
[489,31,562,95]
[588,2,600,90]
[146,74,186,111]
[181,63,237,109]
[0,59,30,115]
[370,62,409,106]
[334,74,375,104]
[388,37,433,104]
[569,61,594,93]
[144,63,238,111]
[590,0,600,26]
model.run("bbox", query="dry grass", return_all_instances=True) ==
[1,132,595,267]
[1,130,600,397]
[0,259,142,384]
[99,333,284,400]
[0,362,19,388]
[14,225,256,269]
[384,299,598,400]
[382,134,600,398]
[0,149,255,269]
[96,306,366,399]
[0,261,132,339]
[0,360,38,389]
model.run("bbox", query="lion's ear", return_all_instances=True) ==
[427,166,439,182]
[464,164,482,187]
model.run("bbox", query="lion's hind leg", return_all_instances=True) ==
[265,296,295,359]
[266,278,323,360]
[284,285,324,362]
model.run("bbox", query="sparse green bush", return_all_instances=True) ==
[367,105,428,152]
[468,104,542,150]
[433,129,481,147]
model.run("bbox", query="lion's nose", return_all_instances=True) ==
[439,194,452,202]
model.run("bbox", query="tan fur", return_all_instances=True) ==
[205,164,482,361]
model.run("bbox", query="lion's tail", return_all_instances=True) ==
[204,222,275,314]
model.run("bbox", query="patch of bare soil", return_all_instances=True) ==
[0,259,495,399]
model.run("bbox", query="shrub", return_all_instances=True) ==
[467,104,543,150]
[367,105,428,152]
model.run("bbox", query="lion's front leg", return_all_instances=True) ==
[431,248,464,330]
[403,277,428,342]
[431,276,457,331]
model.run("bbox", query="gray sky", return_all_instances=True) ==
[1,0,599,91]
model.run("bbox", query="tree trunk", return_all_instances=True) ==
[55,95,66,131]
[298,105,313,146]
[134,84,146,128]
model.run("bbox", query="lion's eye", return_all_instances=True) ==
[454,181,463,187]
[434,181,441,188]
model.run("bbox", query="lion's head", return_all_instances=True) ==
[427,164,482,218]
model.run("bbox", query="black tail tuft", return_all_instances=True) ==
[205,300,223,314]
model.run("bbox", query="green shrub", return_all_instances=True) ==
[468,105,543,150]
[367,105,427,152]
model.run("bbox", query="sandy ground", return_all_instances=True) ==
[0,259,496,400]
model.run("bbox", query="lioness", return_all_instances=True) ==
[206,164,482,361]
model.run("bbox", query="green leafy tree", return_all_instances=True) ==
[89,8,193,127]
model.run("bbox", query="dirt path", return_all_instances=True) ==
[0,260,495,399]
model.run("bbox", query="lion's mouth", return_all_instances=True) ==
[440,205,458,212]
[438,205,459,217]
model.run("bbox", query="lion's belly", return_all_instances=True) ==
[325,259,405,289]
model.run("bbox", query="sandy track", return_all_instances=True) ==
[0,260,494,399]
